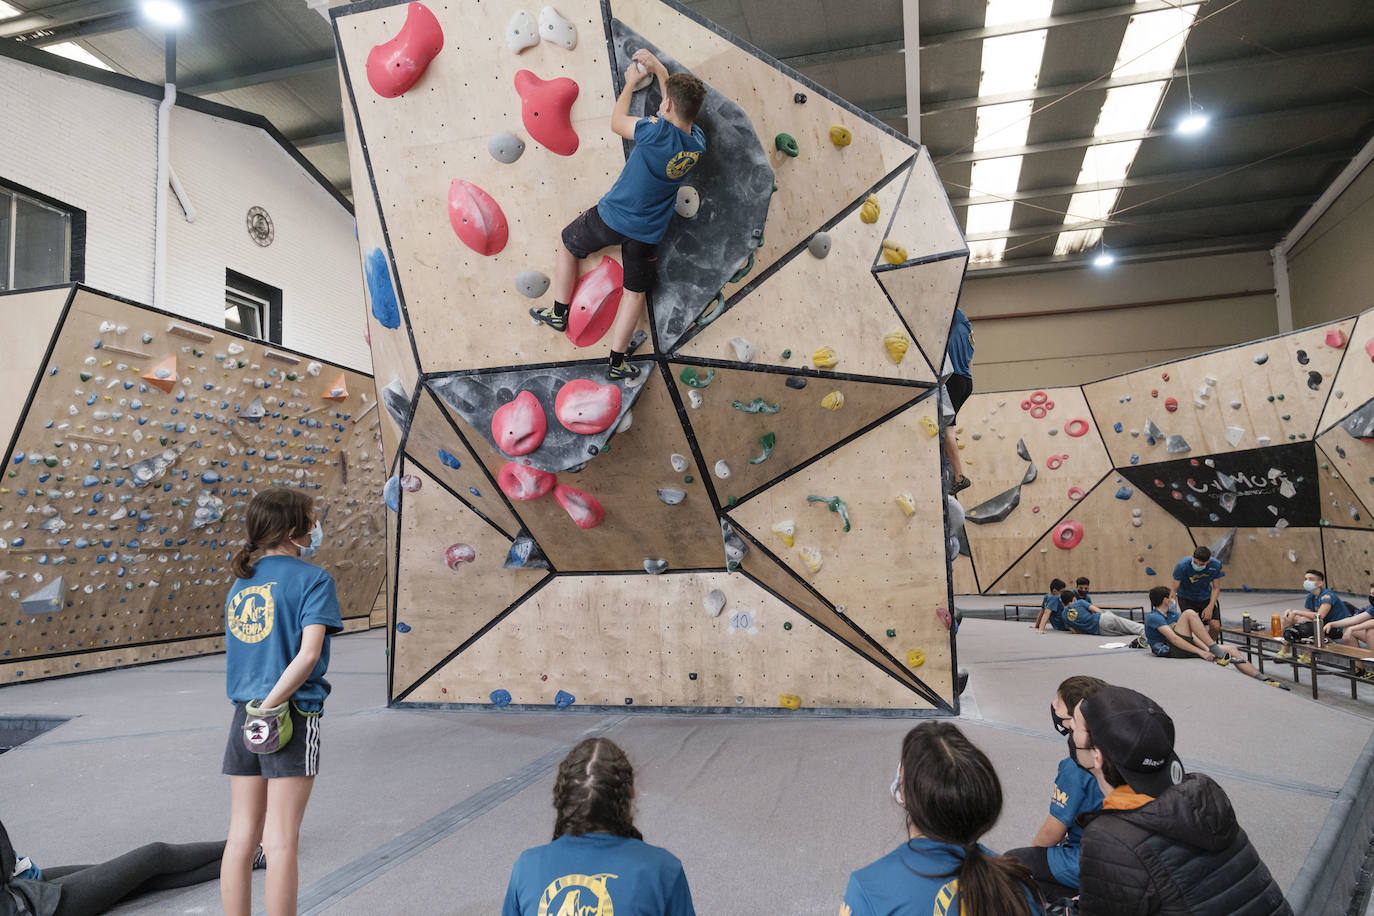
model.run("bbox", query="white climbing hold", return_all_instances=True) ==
[670,453,688,472]
[675,186,700,219]
[616,410,633,433]
[506,9,539,53]
[1287,549,1297,563]
[1225,427,1246,446]
[714,460,731,479]
[1256,436,1271,446]
[538,6,577,49]
[688,390,703,408]
[1204,376,1217,387]
[1230,400,1243,409]
[227,343,244,355]
[306,361,322,377]
[705,589,726,618]
[729,337,755,362]
[1197,386,1210,399]
[771,519,796,547]
[798,546,823,574]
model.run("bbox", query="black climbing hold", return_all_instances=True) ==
[624,698,633,705]
[793,92,806,103]
[785,376,807,389]
[1296,349,1309,365]
[688,672,698,680]
[588,445,599,456]
[1306,370,1322,391]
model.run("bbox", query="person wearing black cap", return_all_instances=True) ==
[1070,686,1292,916]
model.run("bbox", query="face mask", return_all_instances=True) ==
[890,768,903,806]
[1303,580,1318,592]
[1191,562,1205,571]
[1068,734,1093,772]
[294,521,323,558]
[1051,704,1072,736]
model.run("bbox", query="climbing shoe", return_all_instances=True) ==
[950,476,972,495]
[1259,675,1291,691]
[607,360,641,381]
[1297,653,1312,665]
[1357,669,1374,681]
[530,306,567,332]
[1130,635,1148,649]
[1274,648,1292,661]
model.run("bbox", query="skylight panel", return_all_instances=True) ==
[44,42,114,71]
[1093,82,1168,137]
[1113,5,1199,78]
[979,31,1048,97]
[973,100,1034,151]
[984,0,1053,28]
[0,3,19,18]
[969,156,1023,199]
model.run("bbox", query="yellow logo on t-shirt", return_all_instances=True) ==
[1052,784,1069,809]
[666,150,700,179]
[227,583,275,644]
[538,873,617,915]
[1067,607,1079,622]
[933,878,960,915]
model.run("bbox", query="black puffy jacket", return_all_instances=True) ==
[1076,774,1292,916]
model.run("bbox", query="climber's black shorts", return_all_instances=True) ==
[562,206,657,293]
[946,373,973,419]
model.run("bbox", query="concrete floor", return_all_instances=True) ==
[0,590,1368,915]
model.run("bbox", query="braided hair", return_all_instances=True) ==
[552,738,642,841]
[230,488,313,578]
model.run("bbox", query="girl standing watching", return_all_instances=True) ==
[220,489,341,916]
[841,722,1043,916]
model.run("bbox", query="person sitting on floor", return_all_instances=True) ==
[841,722,1042,916]
[1071,686,1293,916]
[1061,589,1145,640]
[502,737,695,916]
[1075,577,1092,602]
[1276,569,1351,662]
[1143,586,1288,690]
[1034,579,1071,634]
[1006,676,1108,904]
[1323,581,1374,680]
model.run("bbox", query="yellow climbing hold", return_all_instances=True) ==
[779,693,802,710]
[821,391,845,411]
[906,649,926,668]
[799,545,823,574]
[881,239,907,265]
[813,346,839,369]
[919,415,939,438]
[771,519,796,548]
[829,125,852,147]
[860,194,880,224]
[883,331,909,365]
[895,492,916,517]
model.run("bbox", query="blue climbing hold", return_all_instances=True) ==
[490,689,512,707]
[384,475,401,512]
[554,689,575,709]
[1129,454,1140,465]
[395,621,411,633]
[365,247,401,329]
[1115,486,1133,500]
[438,449,461,469]
[1144,567,1156,576]
[469,486,481,498]
[1113,422,1123,433]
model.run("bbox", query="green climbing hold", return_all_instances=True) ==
[1281,414,1291,421]
[774,133,799,157]
[807,494,851,532]
[886,628,896,638]
[680,366,716,389]
[732,397,781,414]
[1266,395,1275,402]
[141,333,153,344]
[749,432,777,465]
[729,252,755,284]
[1298,433,1307,439]
[684,475,694,484]
[1277,393,1285,400]
[287,372,298,381]
[193,349,204,358]
[697,292,727,327]
[781,349,791,360]
[43,457,58,468]
[783,621,793,631]
[1288,434,1296,440]
[80,372,91,382]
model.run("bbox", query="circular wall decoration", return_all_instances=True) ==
[246,206,274,247]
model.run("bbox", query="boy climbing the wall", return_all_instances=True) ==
[532,48,706,380]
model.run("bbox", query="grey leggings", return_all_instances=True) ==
[46,841,225,916]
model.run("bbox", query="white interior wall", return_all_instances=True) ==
[1287,159,1374,329]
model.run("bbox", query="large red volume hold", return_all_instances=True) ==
[498,462,556,501]
[554,379,622,433]
[365,2,444,98]
[554,484,605,529]
[514,70,580,156]
[566,256,624,347]
[491,390,547,456]
[448,179,509,256]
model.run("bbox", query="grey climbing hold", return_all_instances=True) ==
[721,520,749,571]
[538,6,577,49]
[644,558,668,574]
[514,269,549,298]
[670,453,688,472]
[243,396,265,419]
[807,232,832,259]
[966,485,1021,525]
[1253,352,1268,365]
[1143,418,1162,440]
[1021,462,1037,485]
[1209,527,1237,565]
[785,376,807,390]
[1341,397,1374,439]
[657,488,686,505]
[705,588,726,617]
[730,337,755,362]
[675,185,700,219]
[1015,439,1031,462]
[1306,370,1323,391]
[714,460,731,479]
[506,9,539,53]
[504,529,551,569]
[1296,349,1310,365]
[21,578,64,615]
[382,378,413,436]
[192,490,224,529]
[488,132,527,164]
[1165,434,1191,454]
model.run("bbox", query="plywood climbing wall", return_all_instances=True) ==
[0,286,387,683]
[336,0,968,713]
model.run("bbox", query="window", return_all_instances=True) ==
[225,269,281,344]
[0,181,84,292]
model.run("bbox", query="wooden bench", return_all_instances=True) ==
[1221,626,1374,700]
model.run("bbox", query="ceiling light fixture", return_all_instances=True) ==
[1093,246,1115,268]
[1176,38,1207,135]
[141,0,185,27]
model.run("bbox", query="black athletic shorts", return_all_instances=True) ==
[1177,596,1218,623]
[1157,643,1198,659]
[946,373,972,419]
[222,701,322,778]
[561,206,658,294]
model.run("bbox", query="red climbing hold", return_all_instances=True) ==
[448,179,508,256]
[1021,399,1032,411]
[445,543,476,569]
[498,462,556,501]
[1161,372,1170,381]
[1164,397,1179,412]
[1365,337,1374,362]
[1046,455,1062,470]
[555,378,622,433]
[1151,389,1158,398]
[936,606,953,630]
[491,390,547,456]
[554,484,605,529]
[1067,487,1085,500]
[1030,391,1048,405]
[514,70,580,156]
[365,2,444,98]
[1064,418,1089,437]
[1326,328,1348,349]
[1052,520,1084,549]
[1030,406,1047,419]
[566,256,624,348]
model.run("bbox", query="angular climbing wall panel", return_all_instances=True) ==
[951,304,1374,596]
[0,286,387,683]
[336,0,968,713]
[1323,528,1374,593]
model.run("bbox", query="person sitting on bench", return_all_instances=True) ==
[1034,578,1070,634]
[1323,581,1374,680]
[1061,589,1145,640]
[1144,586,1287,689]
[1277,569,1351,663]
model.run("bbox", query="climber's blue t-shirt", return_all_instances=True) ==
[843,838,1041,916]
[1172,557,1224,601]
[946,307,974,378]
[1043,594,1068,631]
[598,116,706,244]
[225,555,342,711]
[1046,756,1103,887]
[1065,598,1101,636]
[1307,587,1350,624]
[1145,605,1182,656]
[502,833,695,916]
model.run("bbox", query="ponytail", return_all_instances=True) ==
[955,844,1036,916]
[232,541,259,579]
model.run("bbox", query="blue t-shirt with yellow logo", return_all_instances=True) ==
[843,838,1041,916]
[1172,557,1224,601]
[1145,605,1182,656]
[1046,756,1104,887]
[502,833,694,916]
[1307,587,1350,624]
[225,555,342,711]
[946,308,974,379]
[1043,593,1068,631]
[1065,598,1101,636]
[597,116,705,244]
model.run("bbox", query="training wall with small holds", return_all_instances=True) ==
[950,306,1374,596]
[0,286,388,684]
[335,0,969,713]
